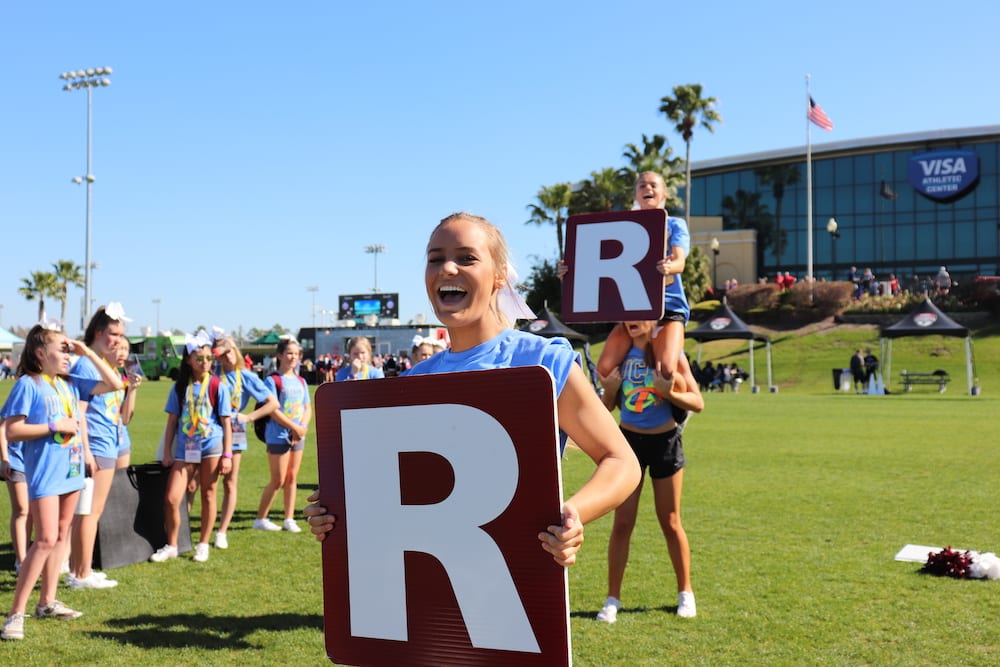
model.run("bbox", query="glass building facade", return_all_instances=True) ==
[689,126,1000,286]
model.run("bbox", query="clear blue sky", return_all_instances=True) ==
[3,1,998,337]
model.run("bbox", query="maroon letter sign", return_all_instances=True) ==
[314,367,571,667]
[561,208,667,323]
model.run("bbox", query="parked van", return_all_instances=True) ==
[127,335,186,380]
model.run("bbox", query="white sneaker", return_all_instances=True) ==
[282,518,302,533]
[214,532,228,549]
[149,545,178,562]
[34,600,83,620]
[677,591,697,618]
[69,572,119,590]
[596,596,620,623]
[2,613,26,640]
[193,543,210,563]
[253,518,282,532]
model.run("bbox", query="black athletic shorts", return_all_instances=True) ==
[621,426,685,479]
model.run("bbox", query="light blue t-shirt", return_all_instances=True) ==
[665,215,691,320]
[221,368,272,451]
[403,329,576,452]
[403,329,575,394]
[164,377,233,456]
[71,355,125,458]
[335,364,385,381]
[264,373,310,445]
[3,373,97,500]
[0,403,25,473]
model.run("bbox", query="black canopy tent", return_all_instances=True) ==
[685,300,774,391]
[880,297,977,395]
[519,304,601,391]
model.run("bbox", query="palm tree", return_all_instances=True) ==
[19,271,61,324]
[569,168,631,215]
[659,84,722,222]
[755,164,801,265]
[621,134,685,210]
[525,183,573,260]
[51,259,85,330]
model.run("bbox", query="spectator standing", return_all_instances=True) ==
[934,266,952,296]
[863,348,879,388]
[850,349,866,393]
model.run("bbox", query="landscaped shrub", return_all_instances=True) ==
[725,283,779,312]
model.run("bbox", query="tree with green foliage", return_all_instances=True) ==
[621,134,685,211]
[659,84,722,222]
[19,270,60,324]
[681,245,711,305]
[525,183,573,260]
[569,167,631,215]
[522,255,562,316]
[721,189,775,279]
[51,259,85,331]
[755,164,801,264]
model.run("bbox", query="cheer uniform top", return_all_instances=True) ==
[335,364,385,381]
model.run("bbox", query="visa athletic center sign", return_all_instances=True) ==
[908,149,979,201]
[314,367,571,667]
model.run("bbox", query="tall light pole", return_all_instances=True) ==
[62,66,112,328]
[365,244,386,292]
[152,297,161,333]
[306,286,319,327]
[710,237,720,290]
[827,218,840,281]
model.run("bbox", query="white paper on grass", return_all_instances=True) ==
[894,544,948,562]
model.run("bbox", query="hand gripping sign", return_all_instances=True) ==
[560,208,668,323]
[314,367,571,667]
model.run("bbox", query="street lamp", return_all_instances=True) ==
[306,286,319,327]
[62,66,112,327]
[365,244,386,292]
[152,298,161,334]
[826,218,840,280]
[710,237,720,290]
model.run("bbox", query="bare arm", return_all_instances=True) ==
[666,354,704,413]
[540,365,640,566]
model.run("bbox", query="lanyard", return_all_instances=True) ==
[42,374,76,419]
[229,370,242,411]
[183,374,211,438]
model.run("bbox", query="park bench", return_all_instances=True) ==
[899,370,950,393]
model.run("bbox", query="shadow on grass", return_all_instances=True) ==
[89,611,323,650]
[570,604,676,620]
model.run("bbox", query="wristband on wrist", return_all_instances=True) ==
[222,451,233,459]
[48,421,58,434]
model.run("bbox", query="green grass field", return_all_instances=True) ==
[1,322,998,665]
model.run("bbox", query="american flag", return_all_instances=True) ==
[808,96,834,131]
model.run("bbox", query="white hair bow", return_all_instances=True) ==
[496,264,536,323]
[210,326,227,345]
[185,329,212,354]
[105,302,133,323]
[38,318,63,331]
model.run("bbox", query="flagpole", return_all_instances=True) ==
[806,74,814,297]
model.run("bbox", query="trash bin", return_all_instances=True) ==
[832,368,851,391]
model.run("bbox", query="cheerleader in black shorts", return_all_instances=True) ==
[596,320,704,622]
